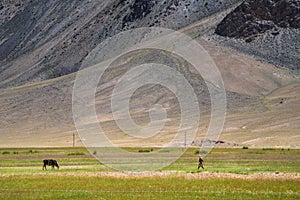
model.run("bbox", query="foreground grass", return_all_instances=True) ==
[0,147,299,199]
[0,174,299,199]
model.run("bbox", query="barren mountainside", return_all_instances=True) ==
[0,0,299,147]
[0,0,239,89]
[214,0,300,69]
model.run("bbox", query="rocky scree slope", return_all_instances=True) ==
[0,0,240,89]
[214,0,300,70]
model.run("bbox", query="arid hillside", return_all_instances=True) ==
[0,0,299,148]
[0,0,240,89]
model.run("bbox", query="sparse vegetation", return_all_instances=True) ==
[138,149,151,153]
[194,150,207,154]
[0,147,299,199]
[263,148,275,150]
[28,149,38,153]
[67,152,85,156]
[159,149,170,153]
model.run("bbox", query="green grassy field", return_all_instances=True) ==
[0,147,299,199]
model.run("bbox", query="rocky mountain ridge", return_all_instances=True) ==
[214,0,300,69]
[216,0,300,40]
[0,0,240,89]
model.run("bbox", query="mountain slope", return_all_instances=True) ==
[0,0,298,148]
[214,0,300,69]
[0,0,240,89]
[0,31,297,147]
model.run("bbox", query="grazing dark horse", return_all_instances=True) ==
[43,159,59,170]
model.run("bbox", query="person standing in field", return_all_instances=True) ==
[198,155,204,169]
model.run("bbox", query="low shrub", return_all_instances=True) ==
[194,150,208,155]
[138,149,151,153]
[28,149,38,153]
[262,148,275,150]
